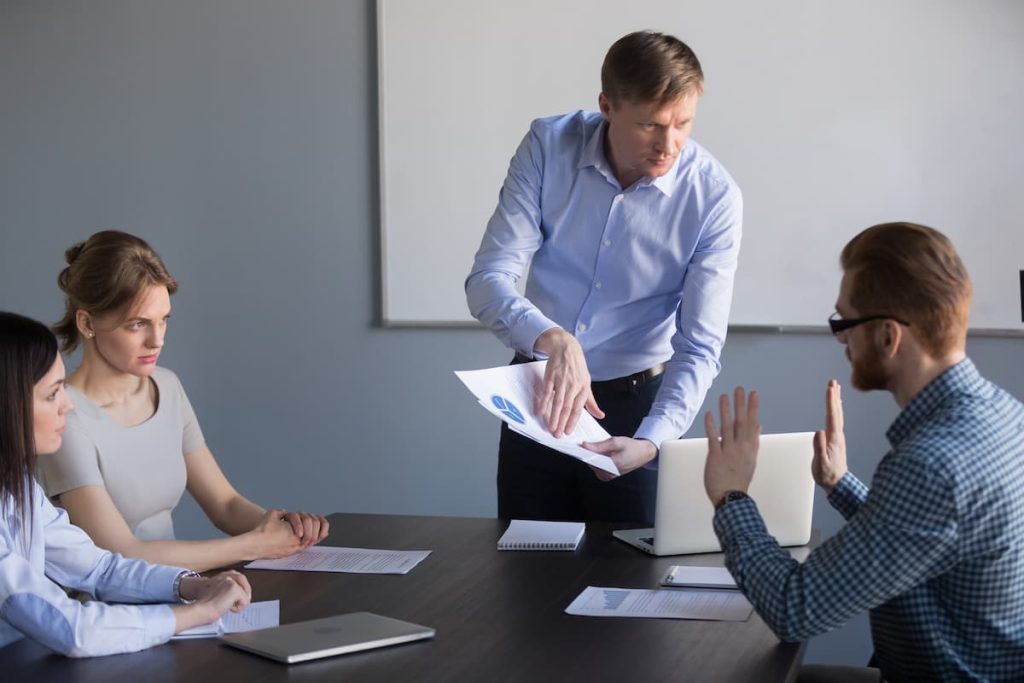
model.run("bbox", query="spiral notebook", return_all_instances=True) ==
[498,520,585,550]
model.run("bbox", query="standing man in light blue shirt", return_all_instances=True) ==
[466,31,742,523]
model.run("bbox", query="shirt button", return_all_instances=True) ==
[603,239,612,247]
[594,281,603,290]
[614,194,623,203]
[578,323,588,333]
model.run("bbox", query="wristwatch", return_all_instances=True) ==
[173,570,201,604]
[715,490,750,511]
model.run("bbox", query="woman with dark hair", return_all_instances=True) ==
[37,230,329,572]
[0,311,252,656]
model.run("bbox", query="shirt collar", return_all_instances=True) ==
[578,119,681,197]
[886,357,983,447]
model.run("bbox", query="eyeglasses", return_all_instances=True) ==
[828,312,910,335]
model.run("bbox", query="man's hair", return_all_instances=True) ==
[601,31,704,106]
[840,222,972,358]
[54,230,178,353]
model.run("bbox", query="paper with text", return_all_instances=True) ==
[565,586,753,621]
[173,600,280,639]
[455,361,618,475]
[245,546,430,574]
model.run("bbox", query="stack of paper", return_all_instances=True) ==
[565,587,752,622]
[173,600,280,639]
[455,361,619,476]
[245,546,430,574]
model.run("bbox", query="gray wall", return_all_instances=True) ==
[2,0,1021,668]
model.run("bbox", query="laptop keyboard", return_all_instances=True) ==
[640,537,654,545]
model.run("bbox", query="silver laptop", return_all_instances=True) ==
[614,432,815,556]
[219,612,435,664]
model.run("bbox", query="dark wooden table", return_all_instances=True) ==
[0,512,805,682]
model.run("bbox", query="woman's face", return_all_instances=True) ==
[88,285,171,377]
[33,353,74,455]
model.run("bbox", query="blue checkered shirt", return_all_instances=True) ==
[714,359,1024,682]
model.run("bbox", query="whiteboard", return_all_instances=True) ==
[378,0,1024,331]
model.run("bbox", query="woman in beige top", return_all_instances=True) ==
[37,230,329,572]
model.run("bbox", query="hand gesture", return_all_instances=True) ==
[582,437,657,481]
[282,511,331,549]
[703,387,761,506]
[812,379,848,492]
[533,328,605,438]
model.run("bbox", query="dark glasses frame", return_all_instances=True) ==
[828,312,910,335]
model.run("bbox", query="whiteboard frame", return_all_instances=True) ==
[376,0,1024,335]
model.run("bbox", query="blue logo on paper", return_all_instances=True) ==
[491,395,525,424]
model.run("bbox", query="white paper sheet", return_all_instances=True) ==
[565,586,753,621]
[245,546,430,574]
[173,599,280,639]
[455,361,619,475]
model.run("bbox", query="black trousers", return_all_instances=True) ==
[496,367,661,525]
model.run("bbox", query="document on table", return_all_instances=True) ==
[566,587,753,622]
[173,600,280,639]
[454,361,619,475]
[245,546,430,574]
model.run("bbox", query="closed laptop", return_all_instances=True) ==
[219,612,435,664]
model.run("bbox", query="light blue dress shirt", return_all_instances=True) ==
[0,481,183,657]
[466,110,743,447]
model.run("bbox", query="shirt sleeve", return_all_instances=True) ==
[0,491,181,657]
[465,125,560,356]
[827,471,870,520]
[634,187,743,447]
[35,416,104,498]
[712,453,958,642]
[169,371,205,455]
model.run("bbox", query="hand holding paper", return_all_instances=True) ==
[455,361,619,475]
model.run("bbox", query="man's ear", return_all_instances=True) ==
[598,92,613,119]
[879,319,904,359]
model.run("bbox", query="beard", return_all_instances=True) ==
[849,336,891,391]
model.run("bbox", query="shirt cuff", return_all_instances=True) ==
[827,471,868,520]
[712,495,768,552]
[149,564,191,603]
[510,314,560,359]
[633,416,679,454]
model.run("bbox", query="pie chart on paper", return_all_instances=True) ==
[491,395,526,424]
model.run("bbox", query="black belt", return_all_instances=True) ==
[591,363,666,394]
[513,354,666,395]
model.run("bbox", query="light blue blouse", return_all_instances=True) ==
[0,481,183,656]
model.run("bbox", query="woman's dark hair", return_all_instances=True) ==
[0,311,59,519]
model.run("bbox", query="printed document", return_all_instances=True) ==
[174,600,280,639]
[566,586,753,622]
[245,546,430,574]
[455,361,618,475]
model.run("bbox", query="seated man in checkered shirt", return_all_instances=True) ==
[704,222,1024,682]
